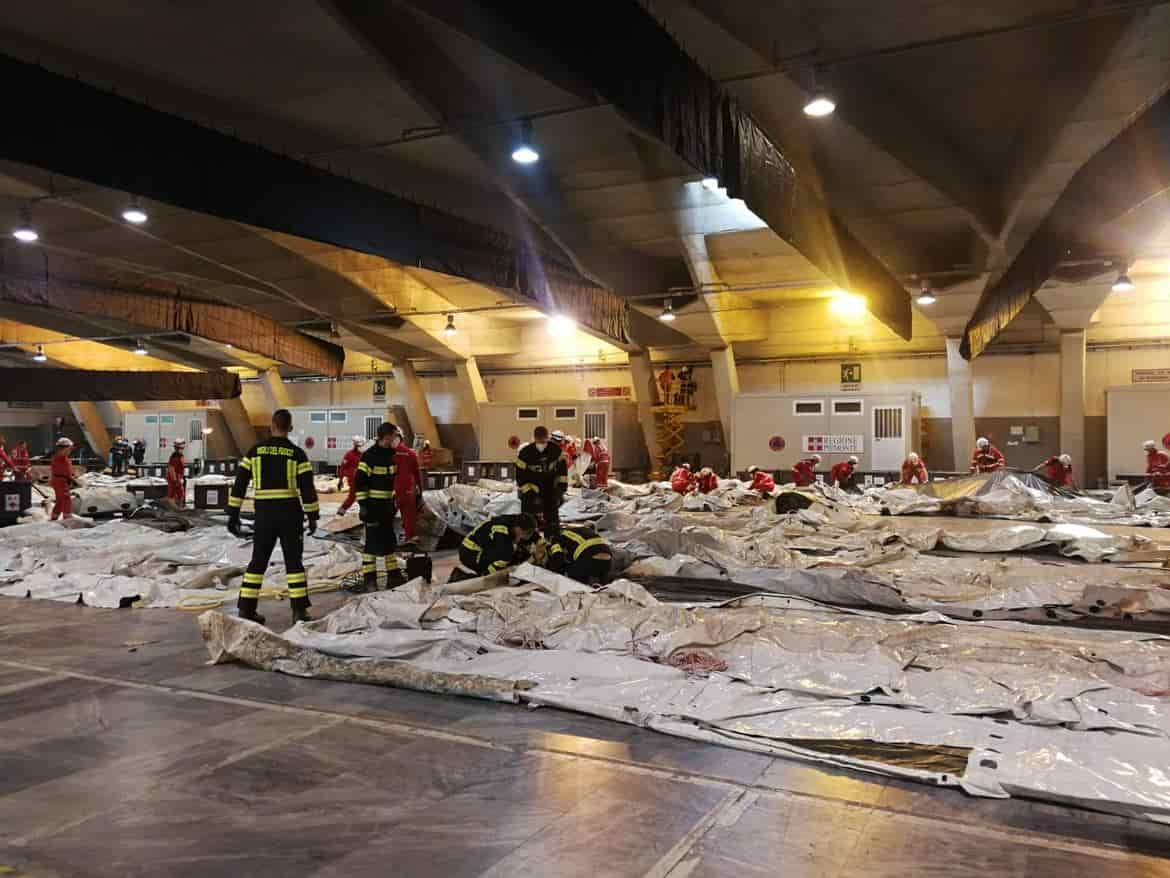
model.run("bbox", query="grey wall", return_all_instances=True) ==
[436,423,477,461]
[973,417,1060,471]
[921,418,954,472]
[1084,416,1108,488]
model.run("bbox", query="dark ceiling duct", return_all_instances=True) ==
[961,88,1170,359]
[0,53,631,347]
[0,368,241,402]
[400,0,913,339]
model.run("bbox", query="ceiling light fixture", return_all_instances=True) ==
[659,298,676,322]
[700,177,719,191]
[12,206,38,243]
[511,120,540,165]
[916,281,937,306]
[32,344,47,363]
[134,339,147,355]
[444,314,457,336]
[122,196,148,224]
[803,68,836,117]
[828,289,866,317]
[547,313,575,337]
[1112,271,1135,293]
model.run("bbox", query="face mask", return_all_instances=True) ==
[535,442,547,452]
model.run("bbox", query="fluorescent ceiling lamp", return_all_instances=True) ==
[134,339,148,355]
[512,120,540,164]
[1112,272,1135,293]
[659,299,676,322]
[444,314,457,336]
[803,94,836,117]
[32,344,47,362]
[12,207,37,243]
[547,314,575,337]
[828,290,866,317]
[122,197,148,224]
[700,177,719,191]
[916,282,937,306]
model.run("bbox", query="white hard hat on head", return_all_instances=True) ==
[908,452,920,463]
[976,437,989,448]
[1144,440,1157,450]
[352,435,364,444]
[700,467,712,475]
[173,438,186,447]
[747,465,758,474]
[55,437,73,447]
[848,455,859,464]
[810,454,822,463]
[1059,453,1072,466]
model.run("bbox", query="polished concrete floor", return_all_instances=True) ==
[3,582,1170,876]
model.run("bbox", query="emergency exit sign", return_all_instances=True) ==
[841,363,861,390]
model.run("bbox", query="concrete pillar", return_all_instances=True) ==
[628,351,659,472]
[945,337,975,472]
[1059,329,1087,479]
[455,357,489,446]
[219,398,257,456]
[69,401,112,459]
[709,346,740,445]
[395,361,440,447]
[260,368,291,411]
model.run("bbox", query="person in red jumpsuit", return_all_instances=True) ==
[791,454,821,487]
[419,439,434,472]
[337,436,363,493]
[166,439,187,507]
[590,437,611,488]
[0,436,14,479]
[657,366,675,405]
[830,456,859,490]
[1040,453,1074,487]
[696,467,719,493]
[10,440,31,481]
[394,433,423,542]
[900,452,929,485]
[971,437,1005,473]
[1144,440,1170,489]
[49,437,76,520]
[746,465,775,496]
[670,462,695,494]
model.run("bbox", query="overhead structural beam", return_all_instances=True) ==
[398,0,913,340]
[0,52,634,349]
[1,369,242,402]
[0,273,343,376]
[960,87,1170,359]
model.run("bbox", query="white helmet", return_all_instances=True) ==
[352,435,364,445]
[747,465,759,475]
[700,467,713,476]
[976,437,989,449]
[810,454,822,464]
[1144,440,1157,451]
[551,430,565,442]
[848,455,859,464]
[907,452,920,464]
[1059,453,1072,466]
[173,438,187,448]
[55,437,74,448]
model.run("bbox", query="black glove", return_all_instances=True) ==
[416,491,424,512]
[359,501,372,523]
[305,514,318,535]
[227,509,241,536]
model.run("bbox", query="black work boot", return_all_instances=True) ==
[237,598,267,626]
[361,571,379,593]
[290,597,313,624]
[385,566,407,588]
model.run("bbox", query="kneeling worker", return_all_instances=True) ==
[746,465,775,496]
[696,466,719,494]
[830,456,859,491]
[1040,453,1074,488]
[900,452,929,485]
[670,462,696,494]
[228,409,319,626]
[355,423,404,590]
[450,513,537,583]
[791,454,821,487]
[545,524,612,584]
[1144,440,1170,490]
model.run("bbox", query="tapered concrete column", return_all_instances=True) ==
[69,401,111,459]
[395,361,440,447]
[628,351,659,470]
[1059,329,1087,478]
[709,347,740,444]
[455,357,489,443]
[260,368,291,411]
[945,337,975,471]
[219,398,257,456]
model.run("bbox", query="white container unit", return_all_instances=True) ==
[122,409,212,464]
[731,391,920,475]
[286,406,387,465]
[476,399,647,468]
[1105,385,1170,479]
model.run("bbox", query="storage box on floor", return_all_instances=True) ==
[475,399,649,468]
[731,392,921,475]
[0,481,32,523]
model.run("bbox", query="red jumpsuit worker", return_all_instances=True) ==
[166,439,187,507]
[900,453,929,485]
[1041,454,1074,487]
[791,454,821,487]
[0,437,13,478]
[1144,440,1170,489]
[830,456,858,489]
[746,466,775,496]
[50,437,76,520]
[696,467,718,494]
[394,440,423,541]
[419,440,434,472]
[670,463,696,494]
[590,437,611,488]
[338,436,363,493]
[971,438,1006,473]
[10,440,31,481]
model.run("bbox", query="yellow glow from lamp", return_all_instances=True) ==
[828,290,866,318]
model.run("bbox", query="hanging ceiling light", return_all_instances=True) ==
[916,281,937,306]
[700,177,719,191]
[803,68,836,117]
[12,206,38,243]
[121,196,148,224]
[659,298,676,322]
[511,120,540,164]
[1112,271,1135,293]
[134,339,148,355]
[547,313,575,337]
[444,314,457,336]
[32,344,47,363]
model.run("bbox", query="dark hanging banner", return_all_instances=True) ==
[0,369,242,402]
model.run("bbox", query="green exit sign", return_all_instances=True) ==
[841,363,862,385]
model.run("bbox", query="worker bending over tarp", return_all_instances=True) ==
[830,456,860,492]
[746,465,775,496]
[791,454,821,486]
[1040,453,1074,488]
[971,437,1006,472]
[449,513,537,582]
[545,524,613,584]
[670,462,696,494]
[1144,440,1170,489]
[901,452,928,485]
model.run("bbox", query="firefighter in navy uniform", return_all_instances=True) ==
[515,426,569,533]
[227,409,319,626]
[449,514,537,583]
[354,422,406,591]
[544,524,613,584]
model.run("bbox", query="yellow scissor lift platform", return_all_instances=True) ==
[649,404,687,481]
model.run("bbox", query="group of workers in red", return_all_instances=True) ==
[0,436,33,482]
[336,435,432,541]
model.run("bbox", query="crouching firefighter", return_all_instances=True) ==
[355,422,407,591]
[228,409,319,626]
[449,514,537,583]
[516,426,568,533]
[545,524,613,584]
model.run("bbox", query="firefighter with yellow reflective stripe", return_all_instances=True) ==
[227,409,319,626]
[544,524,613,584]
[354,422,404,591]
[515,426,568,534]
[448,514,537,583]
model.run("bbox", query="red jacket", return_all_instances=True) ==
[791,458,817,487]
[1147,450,1170,488]
[167,453,185,488]
[0,445,12,474]
[1044,456,1074,487]
[900,459,929,485]
[670,467,695,494]
[51,452,73,484]
[394,445,422,496]
[592,444,611,467]
[749,470,775,493]
[420,446,434,469]
[10,445,30,476]
[829,461,855,487]
[338,447,362,481]
[696,472,718,494]
[971,445,1005,473]
[562,440,577,465]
